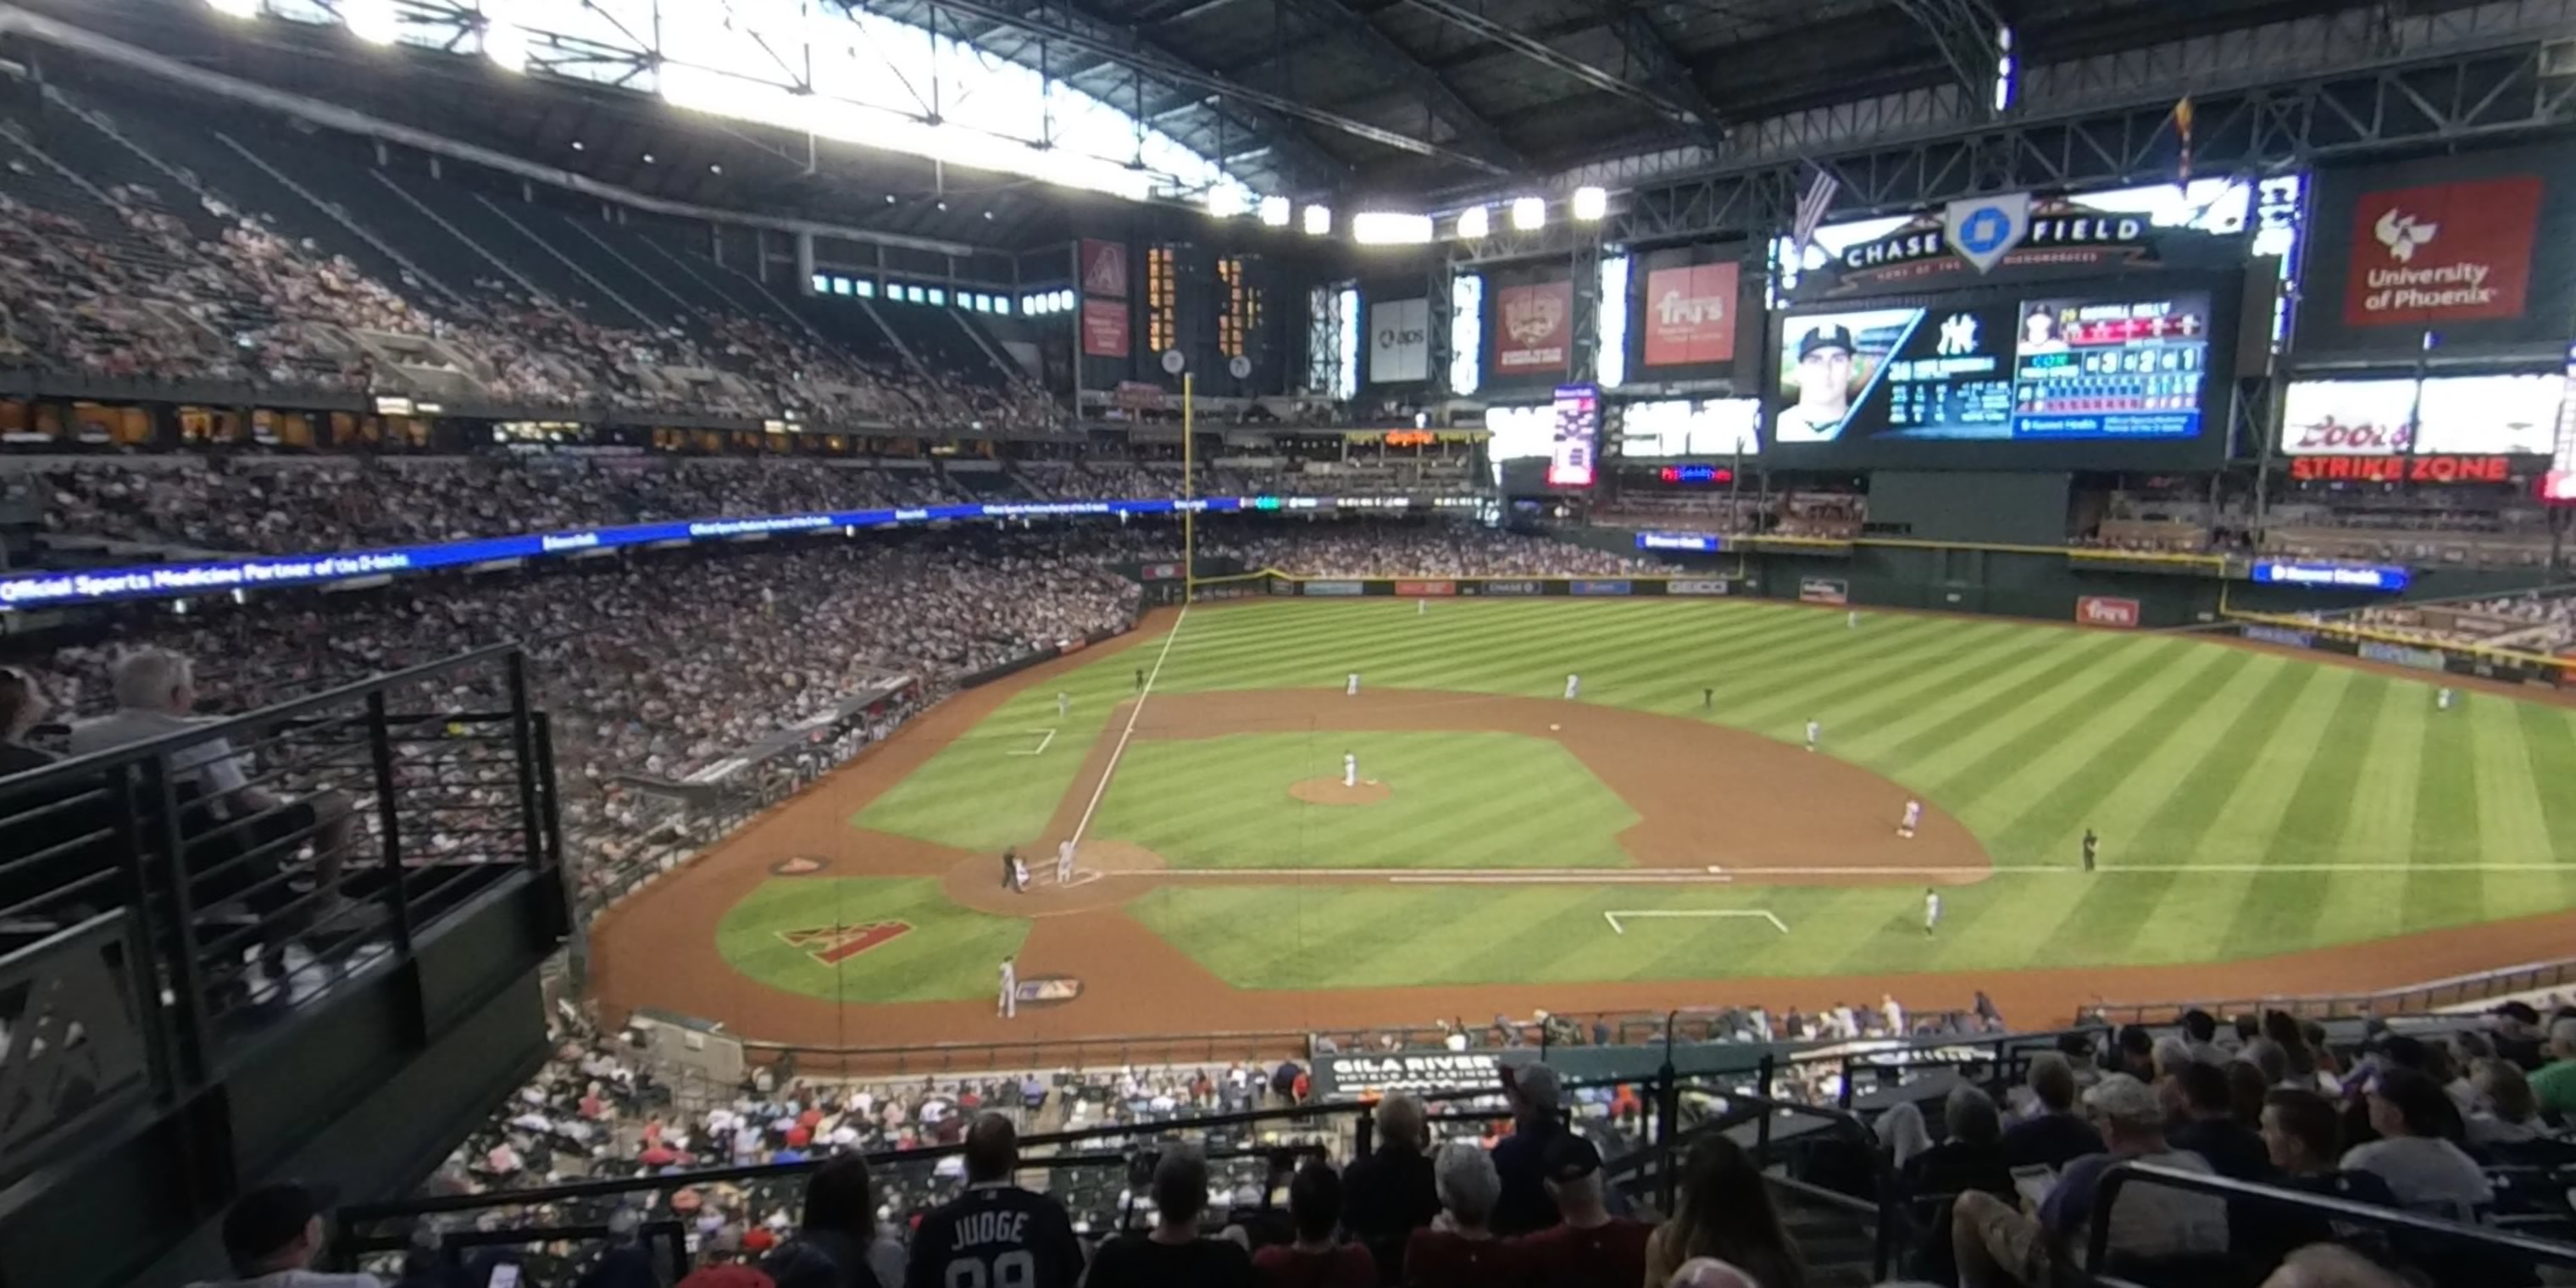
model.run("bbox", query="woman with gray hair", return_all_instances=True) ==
[1399,1142,1519,1287]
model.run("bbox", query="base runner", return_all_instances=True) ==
[1898,798,1922,839]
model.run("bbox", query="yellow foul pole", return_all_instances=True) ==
[1182,372,1195,605]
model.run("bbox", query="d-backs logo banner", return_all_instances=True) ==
[1494,280,1573,373]
[2296,142,2576,360]
[1080,239,1129,299]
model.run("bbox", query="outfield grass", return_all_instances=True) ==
[852,598,2576,988]
[1087,731,1638,869]
[715,877,1026,1002]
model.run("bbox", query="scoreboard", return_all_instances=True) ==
[2011,297,2209,438]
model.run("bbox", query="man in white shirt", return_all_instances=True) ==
[73,649,363,920]
[190,1182,382,1288]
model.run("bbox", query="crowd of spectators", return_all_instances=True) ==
[0,152,1053,429]
[1207,529,1657,578]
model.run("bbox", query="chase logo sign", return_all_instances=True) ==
[1944,193,2031,274]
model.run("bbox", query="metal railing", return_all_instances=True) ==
[0,644,553,1192]
[2089,957,2576,1025]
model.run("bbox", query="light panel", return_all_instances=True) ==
[1572,186,1607,221]
[1454,205,1490,240]
[1258,196,1293,227]
[1510,196,1546,231]
[1302,203,1332,236]
[1351,211,1432,245]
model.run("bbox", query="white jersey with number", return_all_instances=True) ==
[1347,672,1360,696]
[1901,801,1922,829]
[1565,675,1581,700]
[1924,894,1942,926]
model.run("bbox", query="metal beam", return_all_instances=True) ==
[1397,0,1707,129]
[1887,0,2007,113]
[1603,2,1724,140]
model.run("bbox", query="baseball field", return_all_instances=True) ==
[589,597,2576,1049]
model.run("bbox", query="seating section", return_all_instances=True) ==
[0,86,1058,430]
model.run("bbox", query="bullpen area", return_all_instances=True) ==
[588,597,2576,1050]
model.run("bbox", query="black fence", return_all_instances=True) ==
[0,643,557,1196]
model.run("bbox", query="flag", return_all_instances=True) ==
[2171,96,2196,183]
[1791,165,1839,253]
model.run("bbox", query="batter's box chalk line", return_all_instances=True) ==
[1007,728,1058,757]
[1603,908,1789,935]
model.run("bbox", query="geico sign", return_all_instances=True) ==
[2077,596,2141,628]
[2290,454,2514,484]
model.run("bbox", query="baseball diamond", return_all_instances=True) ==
[586,596,2576,1048]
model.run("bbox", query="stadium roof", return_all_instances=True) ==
[19,0,2416,247]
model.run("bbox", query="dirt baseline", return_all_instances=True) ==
[586,608,2576,1057]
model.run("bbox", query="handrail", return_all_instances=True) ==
[2085,1161,2576,1280]
[2089,956,2576,1024]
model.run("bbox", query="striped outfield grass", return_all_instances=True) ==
[861,598,2576,990]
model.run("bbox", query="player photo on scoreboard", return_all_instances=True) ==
[1774,308,1922,443]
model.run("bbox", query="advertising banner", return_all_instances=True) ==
[1302,580,1366,597]
[1393,580,1457,597]
[2289,455,2517,484]
[1495,280,1573,373]
[1368,298,1431,384]
[2251,561,2411,591]
[1315,1052,1506,1096]
[2243,625,2318,649]
[1482,580,1544,596]
[2076,596,2142,628]
[2279,374,2566,457]
[1569,580,1634,596]
[1139,562,1185,580]
[2296,144,2576,358]
[1080,298,1130,358]
[1798,577,1850,606]
[1635,531,1722,552]
[1641,263,1740,367]
[1080,239,1128,298]
[1668,579,1731,595]
[2360,641,2449,671]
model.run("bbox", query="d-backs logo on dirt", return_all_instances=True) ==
[778,922,912,965]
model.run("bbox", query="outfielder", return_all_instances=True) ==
[1898,798,1922,839]
[1806,718,1822,752]
[1847,610,1859,630]
[1347,671,1361,697]
[2081,828,2099,873]
[1417,599,1427,616]
[2438,686,2455,711]
[1923,886,1941,937]
[1057,690,1069,718]
[1056,838,1075,885]
[1343,751,1358,788]
[1564,673,1581,701]
[998,957,1017,1019]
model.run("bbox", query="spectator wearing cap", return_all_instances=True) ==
[2001,1052,2102,1172]
[1341,1091,1439,1285]
[761,1155,904,1288]
[191,1182,380,1288]
[1488,1061,1566,1235]
[2527,1017,2576,1118]
[1951,1074,2226,1288]
[2341,1068,2491,1219]
[1085,1145,1252,1288]
[2490,1002,2547,1071]
[1504,1135,1650,1288]
[1250,1161,1373,1288]
[1402,1143,1518,1288]
[1641,1135,1804,1288]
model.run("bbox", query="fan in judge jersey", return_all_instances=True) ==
[1505,1135,1652,1288]
[904,1114,1086,1288]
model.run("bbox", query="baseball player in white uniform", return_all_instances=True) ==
[1923,887,1941,936]
[1417,598,1427,616]
[1343,751,1358,788]
[998,957,1017,1018]
[1848,610,1858,630]
[1898,798,1922,839]
[1564,673,1581,701]
[1346,671,1361,697]
[2438,686,2455,711]
[1056,839,1074,885]
[1806,719,1822,752]
[1009,854,1029,892]
[1057,691,1069,718]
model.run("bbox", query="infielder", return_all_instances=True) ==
[1347,671,1361,697]
[1847,610,1859,630]
[2438,686,2455,711]
[998,957,1017,1019]
[1806,718,1822,752]
[1056,839,1075,885]
[1000,847,1018,890]
[1057,691,1069,718]
[1898,798,1922,839]
[1343,751,1358,788]
[2081,828,2099,873]
[1702,687,1713,710]
[1923,886,1941,937]
[1564,673,1581,701]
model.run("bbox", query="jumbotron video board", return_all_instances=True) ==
[1768,195,2244,469]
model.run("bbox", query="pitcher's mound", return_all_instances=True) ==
[1291,778,1391,806]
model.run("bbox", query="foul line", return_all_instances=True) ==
[1069,607,1189,852]
[1606,909,1788,935]
[1007,728,1058,757]
[1091,860,2576,882]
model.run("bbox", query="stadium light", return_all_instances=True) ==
[343,0,399,44]
[1572,186,1607,222]
[1351,212,1432,245]
[1205,186,1246,219]
[1257,196,1291,227]
[206,0,260,17]
[1454,204,1490,240]
[1510,196,1546,231]
[1302,203,1331,236]
[485,20,530,73]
